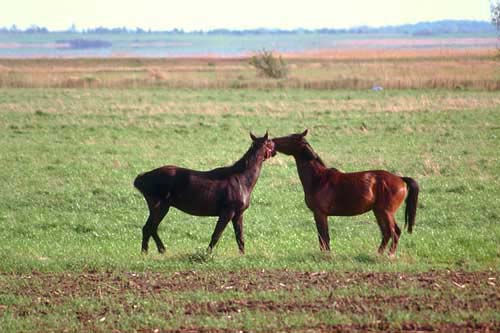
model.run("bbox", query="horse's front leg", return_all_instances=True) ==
[207,210,235,253]
[231,213,244,254]
[314,211,330,251]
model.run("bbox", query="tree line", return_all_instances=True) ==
[0,20,495,36]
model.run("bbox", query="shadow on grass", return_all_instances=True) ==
[353,253,378,264]
[186,248,214,264]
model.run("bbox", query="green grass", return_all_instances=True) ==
[0,89,500,272]
[1,87,499,331]
[0,88,499,273]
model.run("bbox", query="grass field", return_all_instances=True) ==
[0,58,499,330]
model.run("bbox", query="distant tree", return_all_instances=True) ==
[491,0,500,50]
[492,1,500,29]
[26,25,48,33]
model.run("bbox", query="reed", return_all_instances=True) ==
[0,48,497,90]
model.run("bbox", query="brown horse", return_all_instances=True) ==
[134,132,275,254]
[272,130,419,256]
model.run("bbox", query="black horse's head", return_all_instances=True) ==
[249,130,276,160]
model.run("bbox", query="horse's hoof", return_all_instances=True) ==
[158,247,166,254]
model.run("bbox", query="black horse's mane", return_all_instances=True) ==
[208,142,261,178]
[231,142,260,171]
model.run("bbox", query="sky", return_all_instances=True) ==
[0,0,492,31]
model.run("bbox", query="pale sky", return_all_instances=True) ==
[1,0,492,31]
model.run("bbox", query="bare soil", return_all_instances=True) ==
[1,270,499,332]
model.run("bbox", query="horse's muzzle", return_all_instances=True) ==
[264,142,276,160]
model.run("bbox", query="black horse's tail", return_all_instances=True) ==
[133,172,147,194]
[134,168,174,199]
[133,171,163,197]
[401,177,419,234]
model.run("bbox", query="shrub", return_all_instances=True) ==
[249,50,289,79]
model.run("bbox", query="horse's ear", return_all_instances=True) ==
[301,129,308,137]
[264,130,269,140]
[250,132,257,141]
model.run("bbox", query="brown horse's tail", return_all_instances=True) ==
[402,177,419,234]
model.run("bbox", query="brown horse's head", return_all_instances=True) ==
[272,129,309,156]
[250,130,276,160]
[272,129,323,163]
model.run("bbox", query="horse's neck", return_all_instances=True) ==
[294,157,325,192]
[233,151,264,188]
[241,159,263,188]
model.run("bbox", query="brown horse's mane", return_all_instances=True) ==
[301,140,341,172]
[302,139,327,167]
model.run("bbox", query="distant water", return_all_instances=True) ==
[0,32,496,58]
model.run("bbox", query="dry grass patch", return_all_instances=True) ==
[0,49,498,90]
[422,156,442,176]
[306,95,500,113]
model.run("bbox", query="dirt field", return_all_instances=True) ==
[2,270,498,332]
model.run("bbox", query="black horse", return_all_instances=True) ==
[134,132,275,254]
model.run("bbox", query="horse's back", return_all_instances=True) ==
[320,169,406,215]
[348,170,407,199]
[322,170,376,215]
[135,165,231,215]
[369,170,407,211]
[134,165,185,198]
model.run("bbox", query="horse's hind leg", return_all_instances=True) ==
[142,195,170,254]
[388,217,401,257]
[374,210,391,255]
[374,210,400,256]
[151,203,170,253]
